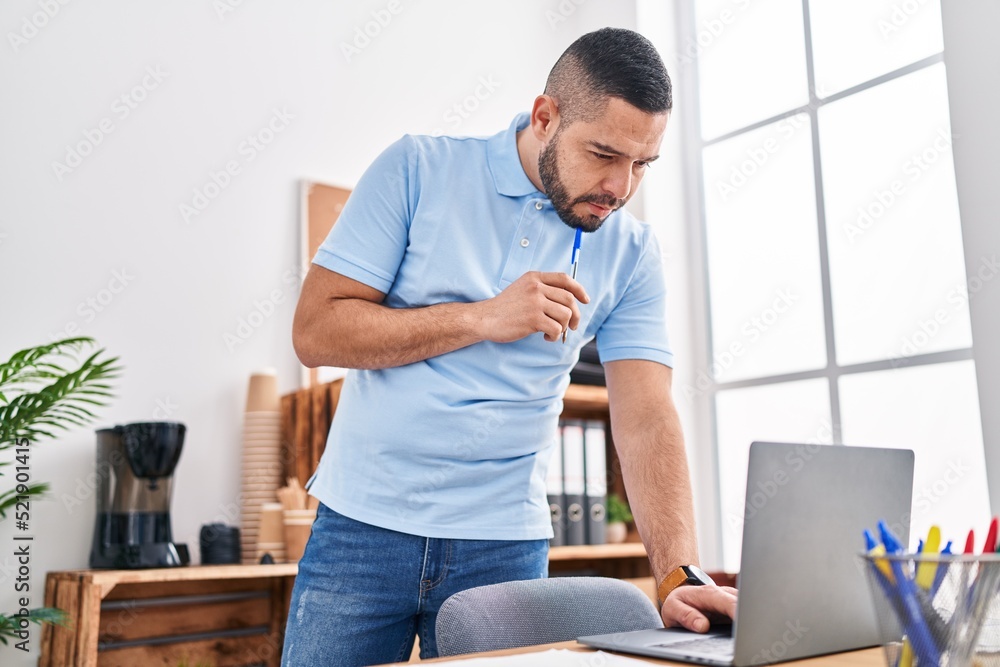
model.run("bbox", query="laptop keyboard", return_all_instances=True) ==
[651,635,735,657]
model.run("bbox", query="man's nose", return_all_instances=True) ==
[602,165,632,201]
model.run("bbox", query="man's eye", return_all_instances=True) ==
[635,161,650,169]
[592,152,614,161]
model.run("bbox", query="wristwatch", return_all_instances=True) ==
[657,564,714,608]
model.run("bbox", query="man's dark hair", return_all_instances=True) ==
[544,27,671,125]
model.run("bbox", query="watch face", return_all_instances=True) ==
[684,564,714,586]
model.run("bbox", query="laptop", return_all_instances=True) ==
[578,441,914,666]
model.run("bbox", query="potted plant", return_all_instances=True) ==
[606,493,633,544]
[0,337,119,649]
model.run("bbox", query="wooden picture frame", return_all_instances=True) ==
[298,180,352,388]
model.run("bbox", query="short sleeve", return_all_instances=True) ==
[595,228,674,368]
[311,136,416,294]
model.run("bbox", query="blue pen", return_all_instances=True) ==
[929,541,952,599]
[878,521,941,666]
[864,531,913,667]
[561,228,583,344]
[864,529,895,581]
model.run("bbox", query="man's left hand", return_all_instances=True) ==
[660,585,738,633]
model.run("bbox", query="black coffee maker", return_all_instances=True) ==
[89,421,190,568]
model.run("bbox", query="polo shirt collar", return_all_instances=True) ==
[487,113,544,198]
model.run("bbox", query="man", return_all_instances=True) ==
[284,27,736,667]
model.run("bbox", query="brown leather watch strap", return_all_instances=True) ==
[656,566,693,608]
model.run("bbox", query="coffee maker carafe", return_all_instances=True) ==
[89,421,190,568]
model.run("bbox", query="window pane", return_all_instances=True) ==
[715,379,832,571]
[839,361,990,550]
[703,116,827,383]
[695,0,808,139]
[818,64,971,366]
[809,0,944,98]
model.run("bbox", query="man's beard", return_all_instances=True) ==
[538,132,624,233]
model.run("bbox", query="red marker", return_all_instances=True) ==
[985,517,999,554]
[964,529,975,554]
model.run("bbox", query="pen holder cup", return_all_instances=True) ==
[860,553,1000,667]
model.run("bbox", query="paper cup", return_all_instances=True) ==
[245,371,279,413]
[241,454,282,463]
[283,508,317,562]
[242,442,282,454]
[241,474,282,486]
[242,438,281,448]
[242,426,282,435]
[259,503,285,543]
[244,411,281,420]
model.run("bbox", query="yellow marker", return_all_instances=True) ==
[915,525,941,590]
[899,639,914,667]
[868,543,894,582]
[903,526,940,667]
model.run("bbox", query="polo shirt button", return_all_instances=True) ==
[534,201,543,210]
[520,237,530,247]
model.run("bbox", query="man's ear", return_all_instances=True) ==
[529,95,560,143]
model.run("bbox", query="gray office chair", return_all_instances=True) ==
[435,576,664,657]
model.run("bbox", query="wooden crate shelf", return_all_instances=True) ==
[39,565,297,667]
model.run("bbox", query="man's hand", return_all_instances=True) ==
[660,585,738,633]
[477,271,590,343]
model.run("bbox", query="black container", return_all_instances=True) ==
[200,523,241,565]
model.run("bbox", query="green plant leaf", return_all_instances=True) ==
[0,337,90,387]
[0,338,120,448]
[0,483,48,519]
[0,607,69,644]
[606,494,633,524]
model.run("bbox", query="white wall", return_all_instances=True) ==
[634,0,719,567]
[940,1,1000,513]
[0,1,704,663]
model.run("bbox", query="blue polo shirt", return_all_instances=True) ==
[307,113,673,540]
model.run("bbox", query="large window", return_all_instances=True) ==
[688,0,990,570]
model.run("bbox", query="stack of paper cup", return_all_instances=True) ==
[255,502,286,562]
[241,369,283,564]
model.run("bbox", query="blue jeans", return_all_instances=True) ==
[281,503,549,666]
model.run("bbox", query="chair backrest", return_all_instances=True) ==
[435,576,664,657]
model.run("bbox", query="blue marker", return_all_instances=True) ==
[929,541,952,599]
[562,227,583,344]
[878,521,941,666]
[864,530,914,667]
